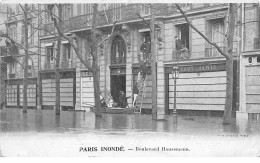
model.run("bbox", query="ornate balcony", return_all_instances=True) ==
[0,45,18,62]
[43,60,73,70]
[69,14,92,31]
[111,57,126,65]
[0,46,7,57]
[172,49,191,60]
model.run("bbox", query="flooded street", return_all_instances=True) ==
[0,108,260,157]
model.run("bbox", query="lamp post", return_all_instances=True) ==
[172,66,179,114]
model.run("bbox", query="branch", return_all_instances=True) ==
[13,57,25,70]
[98,21,117,47]
[2,34,42,58]
[136,13,151,30]
[19,4,26,14]
[49,10,93,72]
[175,3,228,58]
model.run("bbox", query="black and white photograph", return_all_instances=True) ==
[0,0,260,157]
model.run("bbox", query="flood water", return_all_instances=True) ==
[0,108,260,157]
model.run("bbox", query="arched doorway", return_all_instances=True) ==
[110,35,127,104]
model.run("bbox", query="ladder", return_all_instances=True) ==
[134,76,147,113]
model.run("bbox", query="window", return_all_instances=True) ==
[140,31,151,61]
[9,26,17,41]
[77,4,82,15]
[21,25,25,45]
[63,43,71,61]
[109,4,121,21]
[64,4,72,20]
[111,35,126,64]
[257,56,260,63]
[30,24,34,46]
[46,46,54,62]
[45,12,51,24]
[248,57,252,64]
[9,61,15,74]
[84,4,93,14]
[8,6,15,16]
[140,4,150,16]
[175,23,189,49]
[16,5,20,14]
[179,3,191,8]
[206,18,224,57]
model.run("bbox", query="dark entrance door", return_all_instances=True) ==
[110,75,126,104]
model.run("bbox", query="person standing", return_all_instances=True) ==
[132,82,139,107]
[118,91,129,108]
[174,36,182,59]
[107,93,114,108]
[100,92,106,107]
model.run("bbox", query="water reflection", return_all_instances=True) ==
[0,108,260,135]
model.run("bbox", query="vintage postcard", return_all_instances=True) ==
[0,0,260,157]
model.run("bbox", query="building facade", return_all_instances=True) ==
[0,4,7,107]
[1,3,260,120]
[0,4,40,108]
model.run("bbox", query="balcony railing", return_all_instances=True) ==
[205,47,225,58]
[44,62,55,70]
[172,49,191,60]
[8,73,15,79]
[111,57,126,65]
[254,38,260,49]
[61,61,73,69]
[0,45,18,57]
[0,46,7,57]
[43,61,73,70]
[40,4,224,35]
[69,14,92,31]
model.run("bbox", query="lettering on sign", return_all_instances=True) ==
[179,64,224,73]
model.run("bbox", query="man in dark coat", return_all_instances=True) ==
[175,36,182,59]
[118,91,129,108]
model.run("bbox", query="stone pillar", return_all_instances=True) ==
[75,67,81,111]
[236,56,248,120]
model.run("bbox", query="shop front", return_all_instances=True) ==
[164,59,238,116]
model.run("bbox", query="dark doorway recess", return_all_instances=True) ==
[110,75,126,103]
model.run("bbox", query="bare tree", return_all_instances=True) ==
[20,4,30,113]
[0,4,44,112]
[175,3,236,124]
[47,4,62,115]
[48,4,116,118]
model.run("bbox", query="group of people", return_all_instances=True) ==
[175,36,189,59]
[100,91,131,108]
[99,81,140,109]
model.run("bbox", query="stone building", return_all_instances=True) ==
[1,3,260,120]
[0,4,40,108]
[38,3,237,117]
[0,3,7,107]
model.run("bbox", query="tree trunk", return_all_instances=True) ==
[23,4,29,113]
[91,4,102,118]
[150,4,157,120]
[223,4,236,124]
[0,58,2,107]
[93,66,102,117]
[175,3,236,124]
[55,5,62,115]
[223,56,233,124]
